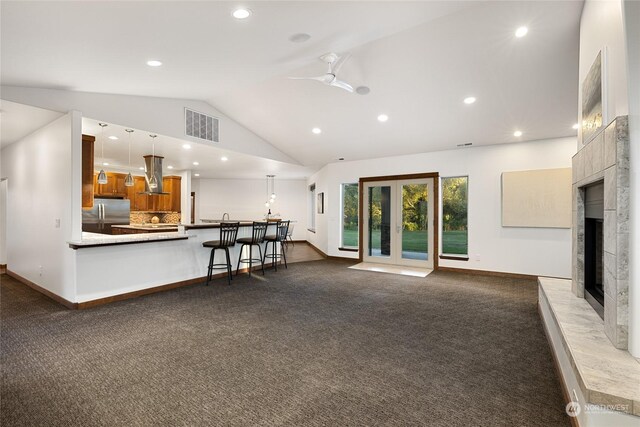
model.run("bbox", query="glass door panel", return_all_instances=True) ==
[401,183,429,261]
[368,185,392,259]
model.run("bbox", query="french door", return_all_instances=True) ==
[362,178,435,269]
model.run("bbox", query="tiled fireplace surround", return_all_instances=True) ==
[572,116,629,349]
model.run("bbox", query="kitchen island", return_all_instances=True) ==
[68,221,284,307]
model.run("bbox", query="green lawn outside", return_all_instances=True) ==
[342,228,467,255]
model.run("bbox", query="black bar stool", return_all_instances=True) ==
[263,220,290,271]
[202,222,240,286]
[235,221,268,277]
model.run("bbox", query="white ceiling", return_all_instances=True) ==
[83,118,314,180]
[0,100,64,147]
[1,1,582,171]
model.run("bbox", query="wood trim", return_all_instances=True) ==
[78,265,267,309]
[358,172,440,271]
[538,304,580,427]
[439,255,469,261]
[359,172,440,183]
[6,270,77,309]
[306,241,328,258]
[437,266,538,280]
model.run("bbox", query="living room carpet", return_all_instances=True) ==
[1,260,569,426]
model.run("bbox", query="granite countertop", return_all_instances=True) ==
[112,224,179,231]
[538,277,640,416]
[68,231,189,249]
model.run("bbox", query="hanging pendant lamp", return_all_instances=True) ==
[124,128,134,187]
[264,174,271,208]
[270,175,276,201]
[148,134,158,189]
[97,123,108,184]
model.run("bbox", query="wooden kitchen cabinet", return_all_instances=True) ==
[94,172,127,197]
[132,176,148,211]
[81,134,95,208]
[161,176,181,212]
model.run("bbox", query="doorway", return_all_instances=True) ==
[359,173,438,269]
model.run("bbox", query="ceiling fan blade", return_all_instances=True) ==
[330,53,351,75]
[330,79,354,93]
[288,75,328,82]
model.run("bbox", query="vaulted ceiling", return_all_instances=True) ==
[1,1,582,173]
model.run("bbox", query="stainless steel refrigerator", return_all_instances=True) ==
[82,198,131,235]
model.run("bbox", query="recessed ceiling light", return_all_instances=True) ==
[193,161,199,166]
[167,165,174,169]
[513,130,523,137]
[194,173,200,177]
[289,33,311,43]
[232,8,251,19]
[146,60,163,67]
[377,114,389,122]
[102,162,109,166]
[108,135,118,140]
[139,167,145,171]
[463,97,476,104]
[572,123,579,130]
[515,26,528,38]
[312,128,322,134]
[182,144,191,150]
[356,86,370,95]
[221,156,228,162]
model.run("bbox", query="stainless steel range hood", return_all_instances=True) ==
[141,155,169,195]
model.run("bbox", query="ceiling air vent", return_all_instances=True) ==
[185,108,219,142]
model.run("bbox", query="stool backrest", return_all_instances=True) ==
[220,222,240,246]
[276,220,290,241]
[251,221,269,243]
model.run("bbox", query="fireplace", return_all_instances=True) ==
[584,181,604,319]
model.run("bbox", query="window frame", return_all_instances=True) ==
[308,183,316,232]
[439,175,469,260]
[339,183,359,250]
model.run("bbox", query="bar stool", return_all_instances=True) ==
[263,220,290,271]
[202,222,240,286]
[285,223,295,249]
[235,221,268,277]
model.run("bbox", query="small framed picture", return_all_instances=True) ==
[317,192,324,214]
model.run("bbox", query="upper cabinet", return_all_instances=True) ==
[81,134,95,208]
[161,176,181,213]
[94,172,128,197]
[91,171,181,212]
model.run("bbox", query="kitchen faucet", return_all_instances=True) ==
[222,212,230,221]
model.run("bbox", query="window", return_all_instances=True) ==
[441,176,468,256]
[340,183,359,249]
[308,183,316,232]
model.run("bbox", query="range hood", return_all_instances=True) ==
[141,155,169,195]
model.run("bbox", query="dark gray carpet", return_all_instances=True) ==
[1,260,569,426]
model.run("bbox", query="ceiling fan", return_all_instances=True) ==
[289,52,354,93]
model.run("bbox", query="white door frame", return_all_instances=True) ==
[361,177,436,269]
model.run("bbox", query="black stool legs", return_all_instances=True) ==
[235,243,265,277]
[206,247,234,286]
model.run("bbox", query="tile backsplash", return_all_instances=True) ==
[130,212,181,224]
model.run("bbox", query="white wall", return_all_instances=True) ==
[578,0,629,148]
[306,167,329,254]
[192,178,307,240]
[1,113,79,301]
[308,137,577,278]
[0,180,7,265]
[0,86,298,165]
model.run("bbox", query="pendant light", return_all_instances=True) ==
[97,123,108,184]
[270,175,276,201]
[264,174,271,208]
[124,129,134,187]
[148,134,158,189]
[264,174,276,207]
